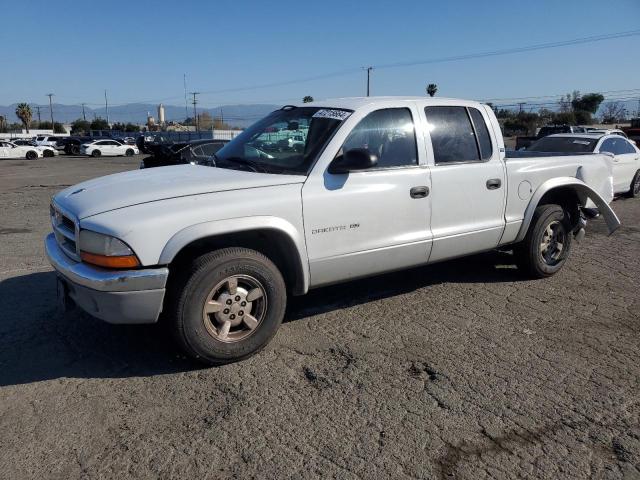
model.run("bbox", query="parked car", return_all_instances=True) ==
[515,125,588,150]
[46,97,620,365]
[527,133,640,196]
[34,135,63,149]
[140,139,229,168]
[80,139,139,157]
[584,128,628,138]
[59,136,98,155]
[0,140,57,159]
[12,138,37,146]
[622,118,640,144]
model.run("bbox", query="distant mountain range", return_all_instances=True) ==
[0,103,281,128]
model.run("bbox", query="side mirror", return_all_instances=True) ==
[600,151,615,158]
[328,148,378,174]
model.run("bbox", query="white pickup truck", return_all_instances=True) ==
[46,97,620,365]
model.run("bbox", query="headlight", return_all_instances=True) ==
[79,230,140,268]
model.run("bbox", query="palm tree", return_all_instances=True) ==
[426,84,438,97]
[15,103,32,133]
[303,96,314,103]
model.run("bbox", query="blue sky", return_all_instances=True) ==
[1,0,639,109]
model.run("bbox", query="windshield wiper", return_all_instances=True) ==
[216,156,268,173]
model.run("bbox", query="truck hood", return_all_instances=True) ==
[53,165,306,219]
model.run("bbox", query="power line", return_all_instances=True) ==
[39,29,640,108]
[373,29,640,71]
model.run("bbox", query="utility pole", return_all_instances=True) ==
[190,92,199,131]
[35,106,41,123]
[104,90,109,125]
[183,74,189,122]
[46,93,55,130]
[364,66,373,96]
[81,103,87,121]
[517,102,526,113]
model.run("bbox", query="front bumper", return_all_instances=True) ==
[45,233,169,324]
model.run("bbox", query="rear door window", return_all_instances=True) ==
[425,106,480,164]
[468,108,493,160]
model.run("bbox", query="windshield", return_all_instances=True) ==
[214,106,351,174]
[527,136,598,153]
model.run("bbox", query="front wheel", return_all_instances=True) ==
[170,247,287,365]
[25,150,38,160]
[125,148,134,156]
[43,149,54,157]
[515,204,573,278]
[91,149,101,157]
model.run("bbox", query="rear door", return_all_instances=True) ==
[0,142,9,158]
[421,104,506,262]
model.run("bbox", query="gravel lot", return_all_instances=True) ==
[1,155,639,479]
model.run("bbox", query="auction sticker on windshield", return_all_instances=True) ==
[312,109,352,121]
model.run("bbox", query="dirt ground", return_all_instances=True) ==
[0,155,639,479]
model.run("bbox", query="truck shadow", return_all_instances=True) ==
[0,250,521,387]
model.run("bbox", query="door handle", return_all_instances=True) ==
[410,186,429,198]
[486,178,502,190]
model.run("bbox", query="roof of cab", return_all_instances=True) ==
[298,96,486,110]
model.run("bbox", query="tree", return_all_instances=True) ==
[198,112,214,130]
[426,84,438,97]
[0,116,6,133]
[71,119,91,135]
[552,111,576,125]
[90,117,109,130]
[601,102,627,124]
[571,93,604,115]
[303,96,314,103]
[15,103,32,133]
[124,123,140,132]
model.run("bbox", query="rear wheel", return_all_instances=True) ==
[629,170,640,198]
[25,150,37,160]
[70,145,80,155]
[170,247,287,365]
[91,149,101,157]
[515,204,573,278]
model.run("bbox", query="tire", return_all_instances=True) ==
[125,149,134,157]
[71,145,80,155]
[25,150,37,160]
[515,204,573,278]
[43,149,54,158]
[91,149,101,158]
[170,247,287,365]
[629,170,640,198]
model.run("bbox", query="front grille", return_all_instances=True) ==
[51,203,80,261]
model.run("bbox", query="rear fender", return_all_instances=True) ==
[515,177,621,243]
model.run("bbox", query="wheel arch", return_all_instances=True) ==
[514,177,621,243]
[160,217,309,295]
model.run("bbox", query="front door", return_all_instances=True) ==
[599,137,640,193]
[302,106,432,287]
[421,105,506,262]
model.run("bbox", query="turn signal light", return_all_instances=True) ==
[80,251,140,269]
